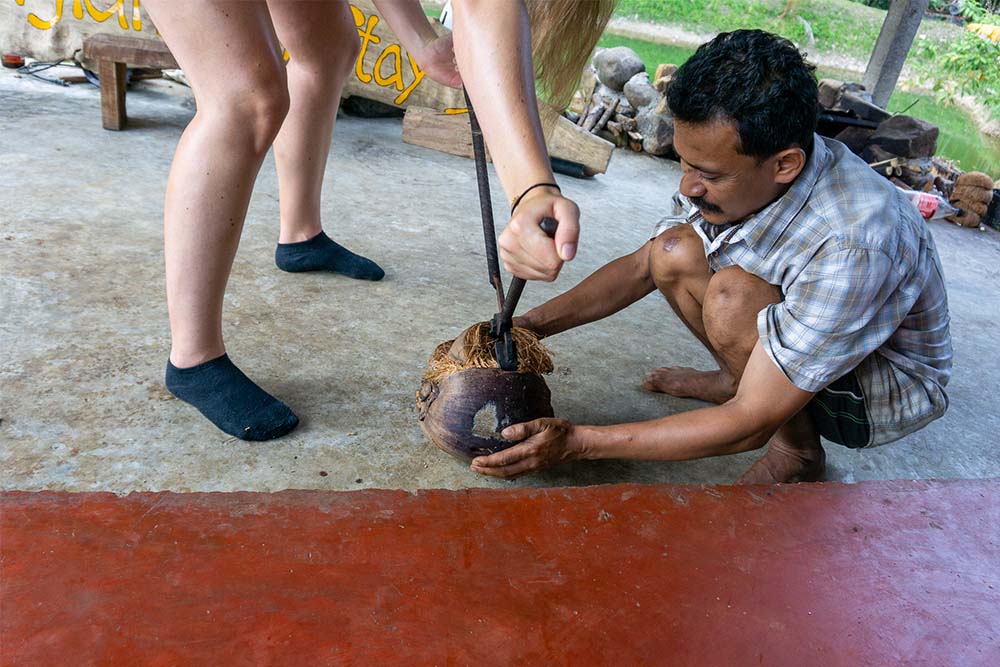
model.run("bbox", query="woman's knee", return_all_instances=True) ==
[648,225,710,288]
[201,75,290,155]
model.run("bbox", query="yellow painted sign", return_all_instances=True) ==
[349,3,425,106]
[8,0,445,108]
[14,0,142,31]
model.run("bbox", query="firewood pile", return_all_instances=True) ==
[817,79,999,230]
[567,46,678,158]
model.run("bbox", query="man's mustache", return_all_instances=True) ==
[690,196,722,214]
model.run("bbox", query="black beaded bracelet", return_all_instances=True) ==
[510,181,561,215]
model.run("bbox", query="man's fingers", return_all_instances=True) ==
[501,419,543,441]
[471,456,537,479]
[471,443,532,468]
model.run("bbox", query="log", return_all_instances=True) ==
[605,121,628,148]
[403,105,614,176]
[592,98,620,135]
[582,99,607,132]
[627,130,643,152]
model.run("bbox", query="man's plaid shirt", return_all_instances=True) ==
[663,136,952,445]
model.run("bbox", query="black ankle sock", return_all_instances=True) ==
[275,230,385,281]
[165,354,299,441]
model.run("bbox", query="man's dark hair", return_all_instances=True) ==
[667,29,819,159]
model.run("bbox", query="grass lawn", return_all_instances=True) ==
[613,0,962,65]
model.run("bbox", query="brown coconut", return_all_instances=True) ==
[416,323,555,460]
[948,172,995,228]
[955,171,995,189]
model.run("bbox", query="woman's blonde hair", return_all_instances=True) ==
[526,0,617,108]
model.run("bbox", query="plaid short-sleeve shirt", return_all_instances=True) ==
[655,136,952,446]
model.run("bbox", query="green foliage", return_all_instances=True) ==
[938,29,1000,109]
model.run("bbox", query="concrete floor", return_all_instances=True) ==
[2,68,999,493]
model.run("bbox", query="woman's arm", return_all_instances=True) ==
[374,0,580,282]
[451,0,578,282]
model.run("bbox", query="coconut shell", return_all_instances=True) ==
[947,209,982,228]
[955,171,995,189]
[951,184,995,206]
[967,200,990,217]
[417,368,554,460]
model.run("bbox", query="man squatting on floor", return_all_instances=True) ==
[471,30,953,484]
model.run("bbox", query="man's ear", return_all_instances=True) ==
[772,147,806,184]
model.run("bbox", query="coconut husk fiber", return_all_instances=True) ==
[422,321,554,384]
[416,322,555,460]
[948,172,996,227]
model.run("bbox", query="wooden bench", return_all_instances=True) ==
[82,34,178,131]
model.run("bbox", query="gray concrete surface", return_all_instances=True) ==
[2,67,998,493]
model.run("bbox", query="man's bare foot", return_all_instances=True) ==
[642,367,737,404]
[736,439,826,484]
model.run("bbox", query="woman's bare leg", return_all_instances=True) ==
[144,0,298,439]
[267,0,384,280]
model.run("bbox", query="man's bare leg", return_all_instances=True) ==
[642,225,738,404]
[647,229,824,482]
[736,411,825,483]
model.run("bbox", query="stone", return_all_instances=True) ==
[837,91,891,123]
[654,63,678,81]
[833,126,875,156]
[623,72,660,110]
[818,79,844,109]
[593,46,646,92]
[637,106,675,156]
[869,115,939,159]
[654,75,673,95]
[861,144,898,165]
[578,65,598,103]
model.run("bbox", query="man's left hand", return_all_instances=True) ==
[471,418,579,479]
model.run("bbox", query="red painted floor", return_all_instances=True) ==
[2,480,999,666]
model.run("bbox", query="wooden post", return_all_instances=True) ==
[863,0,929,108]
[98,59,127,131]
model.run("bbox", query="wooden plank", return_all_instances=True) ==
[402,107,484,161]
[403,106,614,176]
[82,34,177,69]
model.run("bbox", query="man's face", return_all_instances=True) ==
[673,119,802,226]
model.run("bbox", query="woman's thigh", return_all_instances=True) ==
[265,0,358,69]
[142,0,286,105]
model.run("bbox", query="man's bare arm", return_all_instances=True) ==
[516,242,657,338]
[471,341,816,478]
[577,342,814,460]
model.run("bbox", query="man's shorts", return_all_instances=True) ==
[807,369,871,448]
[806,352,947,449]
